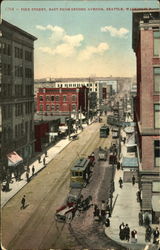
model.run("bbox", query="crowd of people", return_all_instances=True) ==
[119,222,160,245]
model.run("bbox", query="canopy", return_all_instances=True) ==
[121,157,138,168]
[7,151,23,166]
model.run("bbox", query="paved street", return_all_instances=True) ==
[2,120,125,250]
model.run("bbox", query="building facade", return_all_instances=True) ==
[132,10,160,223]
[36,86,88,118]
[0,20,37,179]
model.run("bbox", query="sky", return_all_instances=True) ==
[1,0,159,79]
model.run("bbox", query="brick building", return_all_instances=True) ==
[0,20,37,180]
[36,86,88,118]
[132,10,160,223]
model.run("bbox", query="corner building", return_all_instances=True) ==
[132,10,160,223]
[0,20,37,179]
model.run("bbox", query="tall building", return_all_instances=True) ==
[0,20,37,179]
[132,10,160,223]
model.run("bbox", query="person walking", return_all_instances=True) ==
[43,157,46,166]
[26,171,29,182]
[21,195,26,209]
[153,227,159,244]
[145,225,152,242]
[32,165,35,176]
[132,175,136,185]
[131,229,137,243]
[124,224,130,242]
[119,222,125,240]
[119,177,123,188]
[38,156,41,163]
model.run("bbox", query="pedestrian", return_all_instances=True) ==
[101,200,106,218]
[138,210,143,226]
[123,137,126,144]
[145,225,152,242]
[38,156,41,163]
[104,216,110,228]
[119,177,123,188]
[119,222,125,240]
[93,204,98,217]
[32,165,35,176]
[26,172,29,182]
[106,202,111,217]
[45,150,47,157]
[117,161,120,170]
[85,172,89,184]
[131,229,137,243]
[124,224,130,242]
[43,157,46,166]
[132,175,135,185]
[153,227,159,244]
[21,195,26,209]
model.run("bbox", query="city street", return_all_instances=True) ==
[2,120,125,250]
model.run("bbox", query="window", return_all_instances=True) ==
[72,104,76,111]
[55,95,59,101]
[25,51,32,61]
[51,105,54,111]
[72,95,76,102]
[15,47,23,59]
[39,104,43,111]
[15,85,22,96]
[154,140,160,167]
[25,68,32,78]
[3,64,11,76]
[51,96,54,101]
[154,31,160,56]
[46,95,50,101]
[63,95,67,102]
[154,104,160,128]
[15,66,23,77]
[39,96,43,101]
[46,105,50,111]
[55,105,59,111]
[154,67,160,92]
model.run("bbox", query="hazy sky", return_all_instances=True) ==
[2,0,159,79]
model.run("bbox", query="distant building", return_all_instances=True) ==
[132,10,160,223]
[0,20,37,179]
[36,86,88,122]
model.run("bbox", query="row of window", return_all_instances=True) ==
[39,104,77,111]
[0,84,33,97]
[15,102,33,116]
[2,64,33,78]
[15,66,33,78]
[15,47,32,61]
[39,95,77,102]
[15,120,33,137]
[57,83,97,88]
[0,42,33,61]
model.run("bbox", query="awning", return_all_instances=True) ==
[152,195,160,212]
[121,157,138,168]
[7,151,23,167]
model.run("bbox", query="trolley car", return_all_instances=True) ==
[100,125,110,138]
[70,158,91,188]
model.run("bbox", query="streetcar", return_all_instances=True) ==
[70,158,91,188]
[100,125,110,138]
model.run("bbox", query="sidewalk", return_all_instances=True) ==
[104,127,160,250]
[1,122,92,208]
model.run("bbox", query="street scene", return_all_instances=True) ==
[1,1,160,250]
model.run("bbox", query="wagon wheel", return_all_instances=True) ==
[65,212,73,224]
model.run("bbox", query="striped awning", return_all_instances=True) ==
[7,151,23,166]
